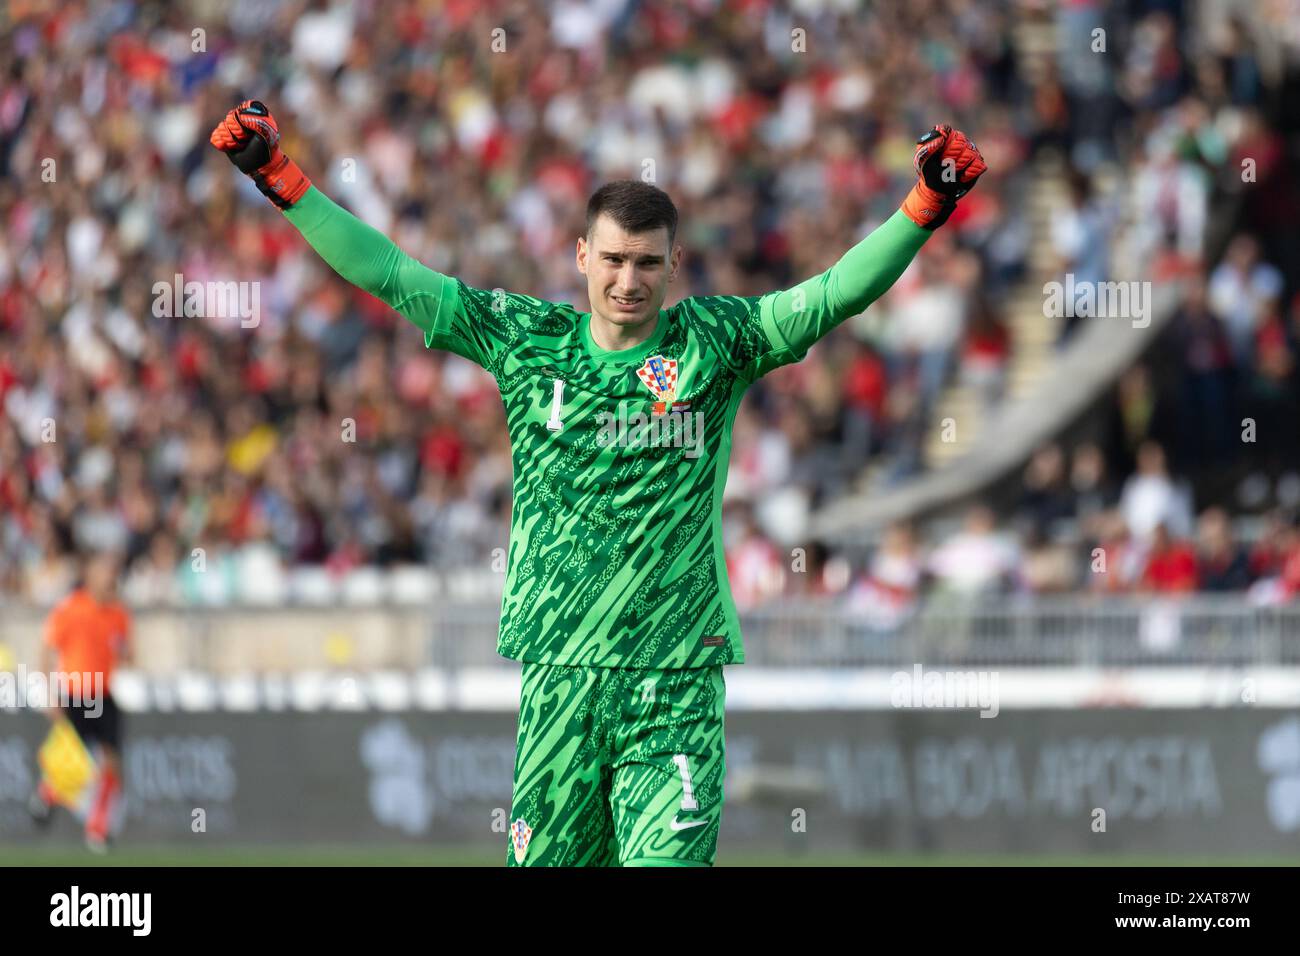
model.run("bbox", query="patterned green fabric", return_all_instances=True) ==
[507,662,726,866]
[285,186,928,669]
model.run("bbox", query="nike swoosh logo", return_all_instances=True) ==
[670,816,708,831]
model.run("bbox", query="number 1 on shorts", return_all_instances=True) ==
[673,753,697,811]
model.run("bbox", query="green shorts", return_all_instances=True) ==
[507,662,726,867]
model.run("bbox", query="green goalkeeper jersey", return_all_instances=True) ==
[285,187,929,668]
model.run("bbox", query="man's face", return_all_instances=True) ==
[85,554,119,599]
[577,214,680,329]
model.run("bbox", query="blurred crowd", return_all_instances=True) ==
[731,437,1300,622]
[0,0,1297,607]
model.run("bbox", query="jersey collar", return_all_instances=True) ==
[581,308,671,366]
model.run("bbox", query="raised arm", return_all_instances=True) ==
[756,210,930,365]
[282,187,468,353]
[740,124,987,380]
[209,99,519,371]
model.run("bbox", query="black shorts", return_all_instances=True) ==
[64,690,122,752]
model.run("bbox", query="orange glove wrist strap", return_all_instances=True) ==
[899,181,955,231]
[253,152,311,210]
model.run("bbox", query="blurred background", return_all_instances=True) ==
[2,0,1300,864]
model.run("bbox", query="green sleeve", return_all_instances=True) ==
[744,210,930,380]
[283,186,513,370]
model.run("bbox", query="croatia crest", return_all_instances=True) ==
[511,818,533,864]
[637,354,679,415]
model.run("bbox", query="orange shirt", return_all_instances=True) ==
[44,589,131,692]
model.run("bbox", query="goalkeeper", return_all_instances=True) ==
[211,101,986,866]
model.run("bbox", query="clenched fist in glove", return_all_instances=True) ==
[899,124,987,230]
[209,100,311,210]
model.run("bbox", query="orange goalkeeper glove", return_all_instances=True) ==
[209,100,311,210]
[899,124,987,230]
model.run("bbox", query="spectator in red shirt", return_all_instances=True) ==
[1280,528,1300,600]
[1141,523,1199,593]
[1248,509,1292,579]
[840,339,887,471]
[960,297,1011,411]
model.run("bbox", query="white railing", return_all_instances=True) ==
[1,595,1296,673]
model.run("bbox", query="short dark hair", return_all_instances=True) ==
[585,180,678,246]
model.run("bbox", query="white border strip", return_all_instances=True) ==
[92,667,1300,712]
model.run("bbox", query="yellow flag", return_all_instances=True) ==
[37,717,97,810]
